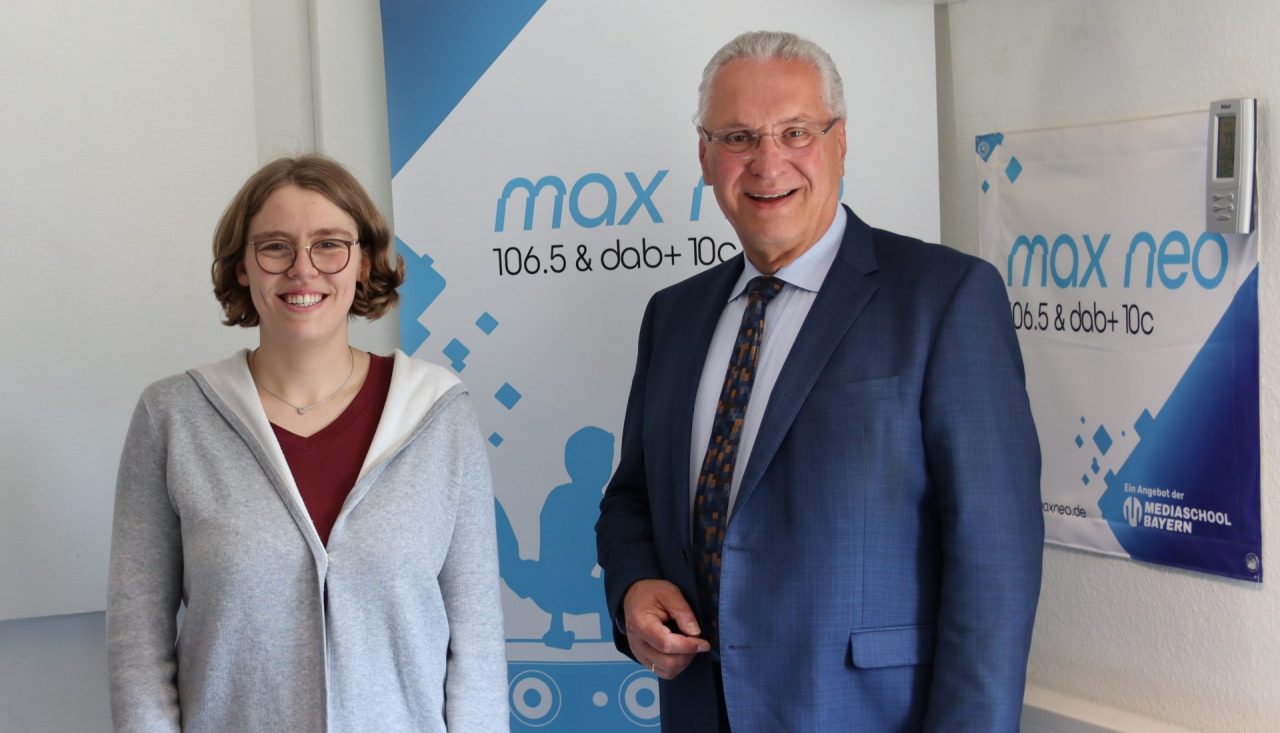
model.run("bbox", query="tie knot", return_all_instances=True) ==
[747,276,784,304]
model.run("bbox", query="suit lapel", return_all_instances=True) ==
[670,257,744,545]
[732,208,880,518]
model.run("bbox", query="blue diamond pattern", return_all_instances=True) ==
[1135,409,1155,436]
[1093,426,1113,455]
[442,338,470,373]
[1005,156,1023,183]
[495,383,522,410]
[476,312,498,335]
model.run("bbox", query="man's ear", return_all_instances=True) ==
[698,137,712,183]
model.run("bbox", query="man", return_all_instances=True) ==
[595,31,1043,733]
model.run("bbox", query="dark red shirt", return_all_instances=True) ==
[272,353,393,546]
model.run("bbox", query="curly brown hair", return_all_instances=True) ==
[212,155,403,327]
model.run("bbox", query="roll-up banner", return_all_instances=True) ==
[977,112,1261,583]
[380,1,939,728]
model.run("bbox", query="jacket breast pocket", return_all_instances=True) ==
[849,624,936,669]
[842,374,901,403]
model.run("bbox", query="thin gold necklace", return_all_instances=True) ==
[249,346,355,415]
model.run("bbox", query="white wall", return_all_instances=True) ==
[0,0,397,624]
[937,1,1279,731]
[1,0,259,623]
[0,0,394,729]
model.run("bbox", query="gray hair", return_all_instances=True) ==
[695,31,846,126]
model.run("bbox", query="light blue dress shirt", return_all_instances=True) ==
[688,206,848,519]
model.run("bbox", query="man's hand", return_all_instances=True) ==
[623,579,711,680]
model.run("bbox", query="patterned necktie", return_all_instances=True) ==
[693,275,784,648]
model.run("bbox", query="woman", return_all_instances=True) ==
[107,155,509,732]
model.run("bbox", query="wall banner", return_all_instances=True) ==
[977,113,1261,582]
[380,1,940,729]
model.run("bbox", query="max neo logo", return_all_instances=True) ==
[1006,230,1229,291]
[495,171,669,232]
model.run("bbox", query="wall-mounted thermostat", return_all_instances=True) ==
[1206,98,1256,234]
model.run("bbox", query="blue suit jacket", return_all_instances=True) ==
[596,207,1043,732]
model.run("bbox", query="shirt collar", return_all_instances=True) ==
[728,206,847,301]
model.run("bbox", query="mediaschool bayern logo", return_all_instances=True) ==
[1123,496,1144,528]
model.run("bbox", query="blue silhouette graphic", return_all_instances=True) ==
[497,426,660,729]
[497,426,615,648]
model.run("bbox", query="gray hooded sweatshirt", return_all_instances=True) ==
[107,350,509,732]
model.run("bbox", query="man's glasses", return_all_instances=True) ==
[700,118,841,155]
[248,238,358,275]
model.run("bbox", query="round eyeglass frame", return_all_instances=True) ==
[247,239,359,275]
